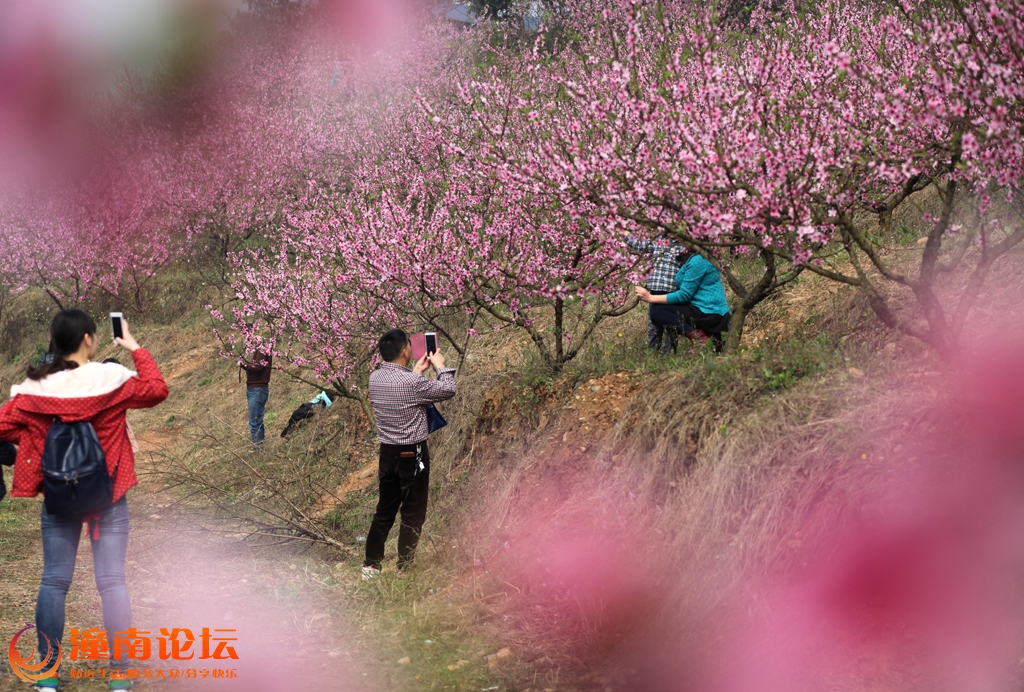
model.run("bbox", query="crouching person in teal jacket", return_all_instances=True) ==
[635,250,731,352]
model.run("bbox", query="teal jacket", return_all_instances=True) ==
[310,391,333,408]
[665,254,730,316]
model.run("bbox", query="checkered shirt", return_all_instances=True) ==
[626,235,685,293]
[369,362,457,446]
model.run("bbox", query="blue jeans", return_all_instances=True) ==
[247,386,269,444]
[37,496,131,674]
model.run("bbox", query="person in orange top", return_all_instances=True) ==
[0,309,168,692]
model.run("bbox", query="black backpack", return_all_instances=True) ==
[41,418,113,517]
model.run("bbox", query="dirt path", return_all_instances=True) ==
[1,457,388,692]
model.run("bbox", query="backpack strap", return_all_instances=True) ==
[82,452,120,540]
[82,417,123,540]
[85,512,102,540]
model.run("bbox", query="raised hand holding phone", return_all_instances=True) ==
[428,350,446,371]
[111,314,140,352]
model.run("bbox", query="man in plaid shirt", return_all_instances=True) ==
[362,329,456,579]
[626,233,685,354]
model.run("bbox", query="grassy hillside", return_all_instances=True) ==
[1,243,1023,691]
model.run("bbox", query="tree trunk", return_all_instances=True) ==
[553,297,564,366]
[723,301,748,353]
[333,380,376,434]
[356,394,376,434]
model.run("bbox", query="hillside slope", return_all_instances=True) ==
[1,251,1024,691]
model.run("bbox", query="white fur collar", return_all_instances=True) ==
[11,362,136,399]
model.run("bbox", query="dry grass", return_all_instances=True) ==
[1,234,1023,691]
[396,354,952,688]
[375,244,1024,690]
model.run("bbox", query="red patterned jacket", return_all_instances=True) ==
[0,348,168,502]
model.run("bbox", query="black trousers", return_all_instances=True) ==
[650,303,731,348]
[645,291,677,354]
[364,442,431,570]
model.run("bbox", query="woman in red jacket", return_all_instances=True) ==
[0,309,168,692]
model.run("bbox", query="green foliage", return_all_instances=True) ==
[566,310,718,377]
[181,308,204,328]
[513,375,546,412]
[761,365,799,391]
[895,224,919,245]
[566,306,844,405]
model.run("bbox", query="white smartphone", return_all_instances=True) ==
[424,332,437,356]
[110,312,124,340]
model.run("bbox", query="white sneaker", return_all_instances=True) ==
[361,565,380,580]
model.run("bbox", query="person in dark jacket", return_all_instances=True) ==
[281,391,333,438]
[240,348,272,445]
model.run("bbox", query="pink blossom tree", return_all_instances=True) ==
[460,0,1023,357]
[0,129,175,312]
[454,1,889,352]
[7,0,1017,374]
[217,9,642,386]
[208,18,478,419]
[794,0,1024,358]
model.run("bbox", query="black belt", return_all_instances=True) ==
[381,442,426,475]
[381,441,427,451]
